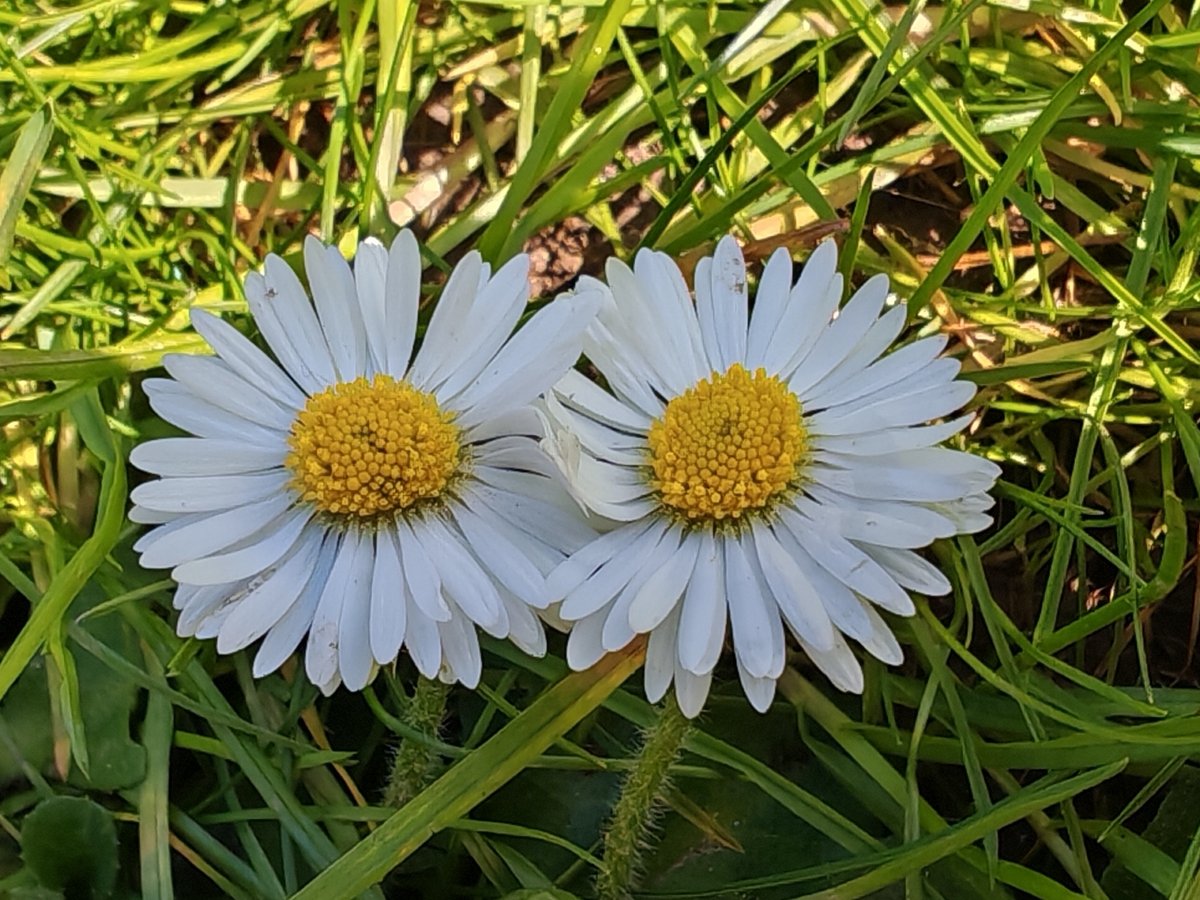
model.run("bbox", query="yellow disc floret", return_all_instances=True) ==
[647,363,805,523]
[287,375,461,520]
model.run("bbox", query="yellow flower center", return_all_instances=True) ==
[286,375,461,520]
[647,363,805,522]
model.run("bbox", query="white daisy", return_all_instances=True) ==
[131,232,600,694]
[541,236,1000,717]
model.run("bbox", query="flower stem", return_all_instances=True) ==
[597,693,691,900]
[383,677,449,807]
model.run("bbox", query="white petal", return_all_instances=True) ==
[558,519,669,621]
[810,448,999,502]
[432,255,531,399]
[745,247,794,368]
[627,532,701,633]
[370,527,407,666]
[834,595,904,666]
[450,290,602,426]
[800,304,907,403]
[553,368,652,433]
[338,533,378,691]
[602,259,695,397]
[131,437,286,477]
[566,608,608,671]
[673,667,713,718]
[811,414,973,457]
[438,612,483,688]
[708,234,749,368]
[394,519,451,622]
[786,274,888,390]
[467,480,596,556]
[735,656,777,713]
[778,508,914,616]
[404,598,443,679]
[794,489,957,550]
[129,504,180,525]
[216,524,325,653]
[252,537,332,677]
[304,531,355,688]
[177,583,239,637]
[466,406,545,443]
[859,544,953,596]
[500,589,547,657]
[385,230,421,377]
[724,536,775,679]
[305,236,367,381]
[582,322,665,420]
[804,334,949,412]
[602,528,684,652]
[548,518,657,599]
[189,309,306,410]
[354,238,389,374]
[172,506,312,585]
[408,251,484,388]
[634,250,707,382]
[143,378,283,446]
[247,262,336,392]
[418,517,507,635]
[809,381,976,435]
[136,493,294,569]
[644,606,680,704]
[760,240,840,376]
[451,502,550,608]
[163,354,295,431]
[749,523,835,651]
[131,470,292,515]
[677,531,726,675]
[800,631,864,693]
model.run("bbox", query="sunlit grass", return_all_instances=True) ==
[1,2,1198,898]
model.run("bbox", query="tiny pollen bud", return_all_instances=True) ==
[646,363,805,523]
[286,374,461,521]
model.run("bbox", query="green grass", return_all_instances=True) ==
[1,1,1199,898]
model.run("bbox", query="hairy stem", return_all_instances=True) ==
[597,693,691,900]
[383,677,450,807]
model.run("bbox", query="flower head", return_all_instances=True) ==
[542,237,999,716]
[132,232,600,693]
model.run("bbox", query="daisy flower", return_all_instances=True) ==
[541,237,999,717]
[130,232,600,694]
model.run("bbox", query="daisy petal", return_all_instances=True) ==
[131,437,286,477]
[163,354,295,431]
[190,309,306,409]
[216,524,324,653]
[172,506,311,586]
[644,607,680,704]
[136,493,294,569]
[253,535,333,677]
[627,531,701,633]
[724,536,776,680]
[677,531,726,676]
[337,532,378,692]
[760,239,840,376]
[257,257,337,389]
[305,236,367,381]
[353,237,389,374]
[385,229,421,377]
[674,667,714,718]
[143,379,282,446]
[370,527,407,666]
[451,289,602,426]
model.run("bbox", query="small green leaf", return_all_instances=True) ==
[21,796,118,900]
[0,107,54,277]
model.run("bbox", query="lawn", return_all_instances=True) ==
[1,1,1198,898]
